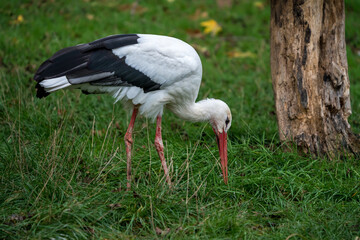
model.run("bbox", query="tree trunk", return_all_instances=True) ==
[270,0,360,157]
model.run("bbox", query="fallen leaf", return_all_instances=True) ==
[25,63,37,73]
[9,214,25,222]
[108,203,123,209]
[17,15,24,22]
[186,29,204,39]
[216,0,233,8]
[254,1,265,10]
[10,15,24,25]
[200,19,222,36]
[112,187,122,192]
[83,226,95,234]
[155,227,171,236]
[86,14,94,20]
[7,212,33,225]
[189,9,208,20]
[191,44,210,58]
[227,50,256,58]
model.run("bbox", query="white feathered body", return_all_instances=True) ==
[38,34,203,119]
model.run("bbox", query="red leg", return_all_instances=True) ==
[124,107,138,191]
[154,115,172,186]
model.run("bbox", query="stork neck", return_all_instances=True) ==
[170,100,213,122]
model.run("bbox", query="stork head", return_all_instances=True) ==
[207,99,232,184]
[171,98,232,184]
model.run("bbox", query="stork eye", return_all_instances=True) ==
[225,117,230,126]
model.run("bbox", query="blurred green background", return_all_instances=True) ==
[0,0,359,239]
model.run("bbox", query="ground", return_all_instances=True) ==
[0,0,359,239]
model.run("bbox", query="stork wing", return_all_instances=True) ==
[112,34,203,88]
[34,34,161,93]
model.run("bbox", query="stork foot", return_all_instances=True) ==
[124,108,138,191]
[125,134,133,191]
[155,137,172,186]
[155,115,172,187]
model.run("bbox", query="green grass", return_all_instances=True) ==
[1,0,360,239]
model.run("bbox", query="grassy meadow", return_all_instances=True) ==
[1,0,360,239]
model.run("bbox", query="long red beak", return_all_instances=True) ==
[214,129,228,184]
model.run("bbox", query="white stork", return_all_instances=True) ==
[34,34,232,189]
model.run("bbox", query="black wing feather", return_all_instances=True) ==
[34,34,161,93]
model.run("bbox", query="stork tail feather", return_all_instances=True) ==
[35,82,50,98]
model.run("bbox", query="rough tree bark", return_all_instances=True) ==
[270,0,360,157]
